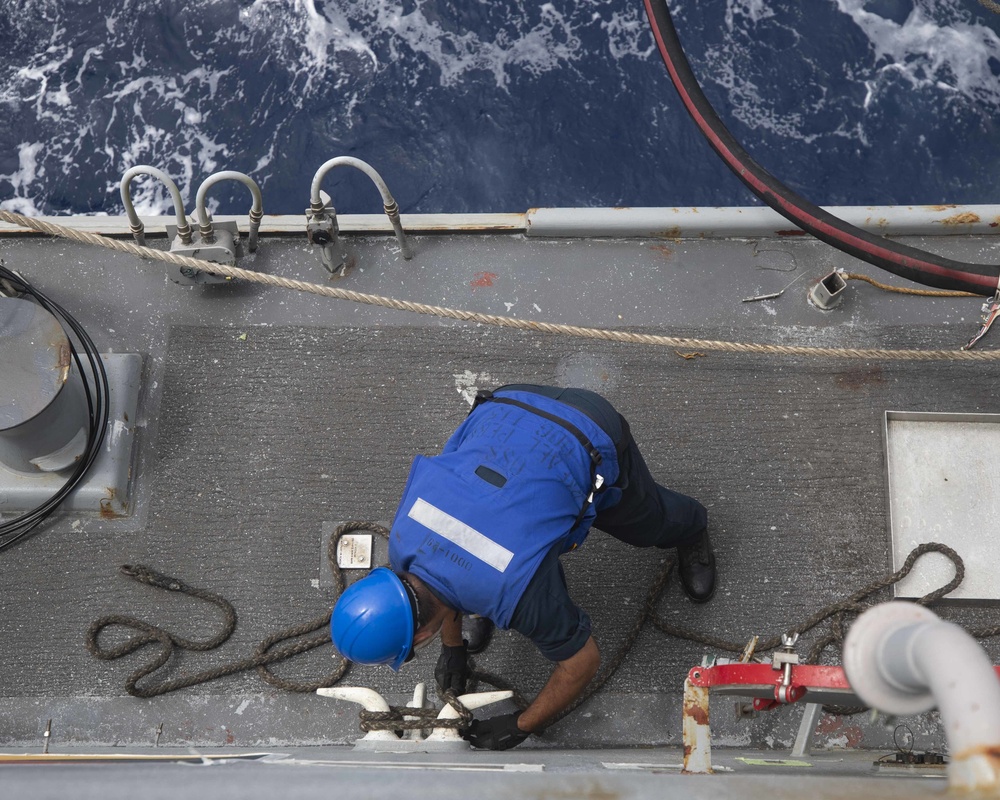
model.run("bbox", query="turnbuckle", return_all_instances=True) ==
[770,632,802,704]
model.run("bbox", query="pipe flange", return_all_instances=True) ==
[843,602,938,716]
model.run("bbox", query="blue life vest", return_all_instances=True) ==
[389,390,620,629]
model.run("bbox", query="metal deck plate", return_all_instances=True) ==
[0,353,141,517]
[885,411,1000,600]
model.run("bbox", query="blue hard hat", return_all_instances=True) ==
[330,567,415,671]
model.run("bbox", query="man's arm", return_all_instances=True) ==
[516,635,600,733]
[440,612,464,647]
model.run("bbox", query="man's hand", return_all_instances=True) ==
[463,712,530,750]
[435,642,470,694]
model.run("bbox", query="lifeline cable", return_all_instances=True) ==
[642,0,1000,295]
[0,262,109,552]
[1,209,998,361]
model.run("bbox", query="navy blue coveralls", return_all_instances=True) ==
[390,384,707,662]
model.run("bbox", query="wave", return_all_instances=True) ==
[0,0,997,214]
[699,0,1000,145]
[835,0,1000,108]
[0,0,655,214]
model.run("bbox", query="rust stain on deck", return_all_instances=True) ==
[100,487,124,519]
[469,271,498,290]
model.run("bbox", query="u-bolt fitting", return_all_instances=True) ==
[309,156,413,260]
[195,171,264,251]
[120,166,191,246]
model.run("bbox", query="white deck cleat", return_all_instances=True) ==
[425,690,514,743]
[403,682,430,740]
[316,687,399,742]
[317,684,515,752]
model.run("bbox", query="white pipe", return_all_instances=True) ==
[195,171,264,252]
[309,157,412,260]
[844,602,1000,791]
[526,204,1000,239]
[119,166,191,246]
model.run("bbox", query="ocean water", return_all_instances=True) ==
[0,0,999,217]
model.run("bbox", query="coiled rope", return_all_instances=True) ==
[1,209,997,361]
[85,522,514,732]
[86,523,982,731]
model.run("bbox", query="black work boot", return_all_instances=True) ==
[464,614,495,655]
[676,528,716,603]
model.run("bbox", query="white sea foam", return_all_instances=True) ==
[725,0,776,29]
[0,0,654,214]
[239,0,378,96]
[702,0,1000,146]
[2,0,995,215]
[835,0,1000,107]
[0,5,239,213]
[377,1,583,89]
[239,0,645,91]
[602,9,656,60]
[0,142,45,215]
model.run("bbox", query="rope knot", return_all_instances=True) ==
[440,690,474,727]
[356,693,474,734]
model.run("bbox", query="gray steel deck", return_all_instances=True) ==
[0,220,998,784]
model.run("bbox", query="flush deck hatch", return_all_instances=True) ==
[885,411,1000,601]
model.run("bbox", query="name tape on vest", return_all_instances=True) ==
[407,497,514,573]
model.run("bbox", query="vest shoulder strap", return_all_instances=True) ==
[472,390,602,467]
[472,389,606,533]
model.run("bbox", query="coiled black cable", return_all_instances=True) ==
[643,0,1000,295]
[0,261,109,552]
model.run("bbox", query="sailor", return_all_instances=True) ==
[330,384,715,750]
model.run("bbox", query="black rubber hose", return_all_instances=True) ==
[642,0,1000,295]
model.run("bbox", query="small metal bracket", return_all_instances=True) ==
[305,192,351,277]
[808,270,847,310]
[165,219,241,285]
[307,157,413,269]
[790,702,823,758]
[772,633,801,704]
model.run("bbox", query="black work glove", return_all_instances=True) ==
[435,642,470,694]
[463,712,531,751]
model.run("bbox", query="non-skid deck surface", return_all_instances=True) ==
[1,323,997,748]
